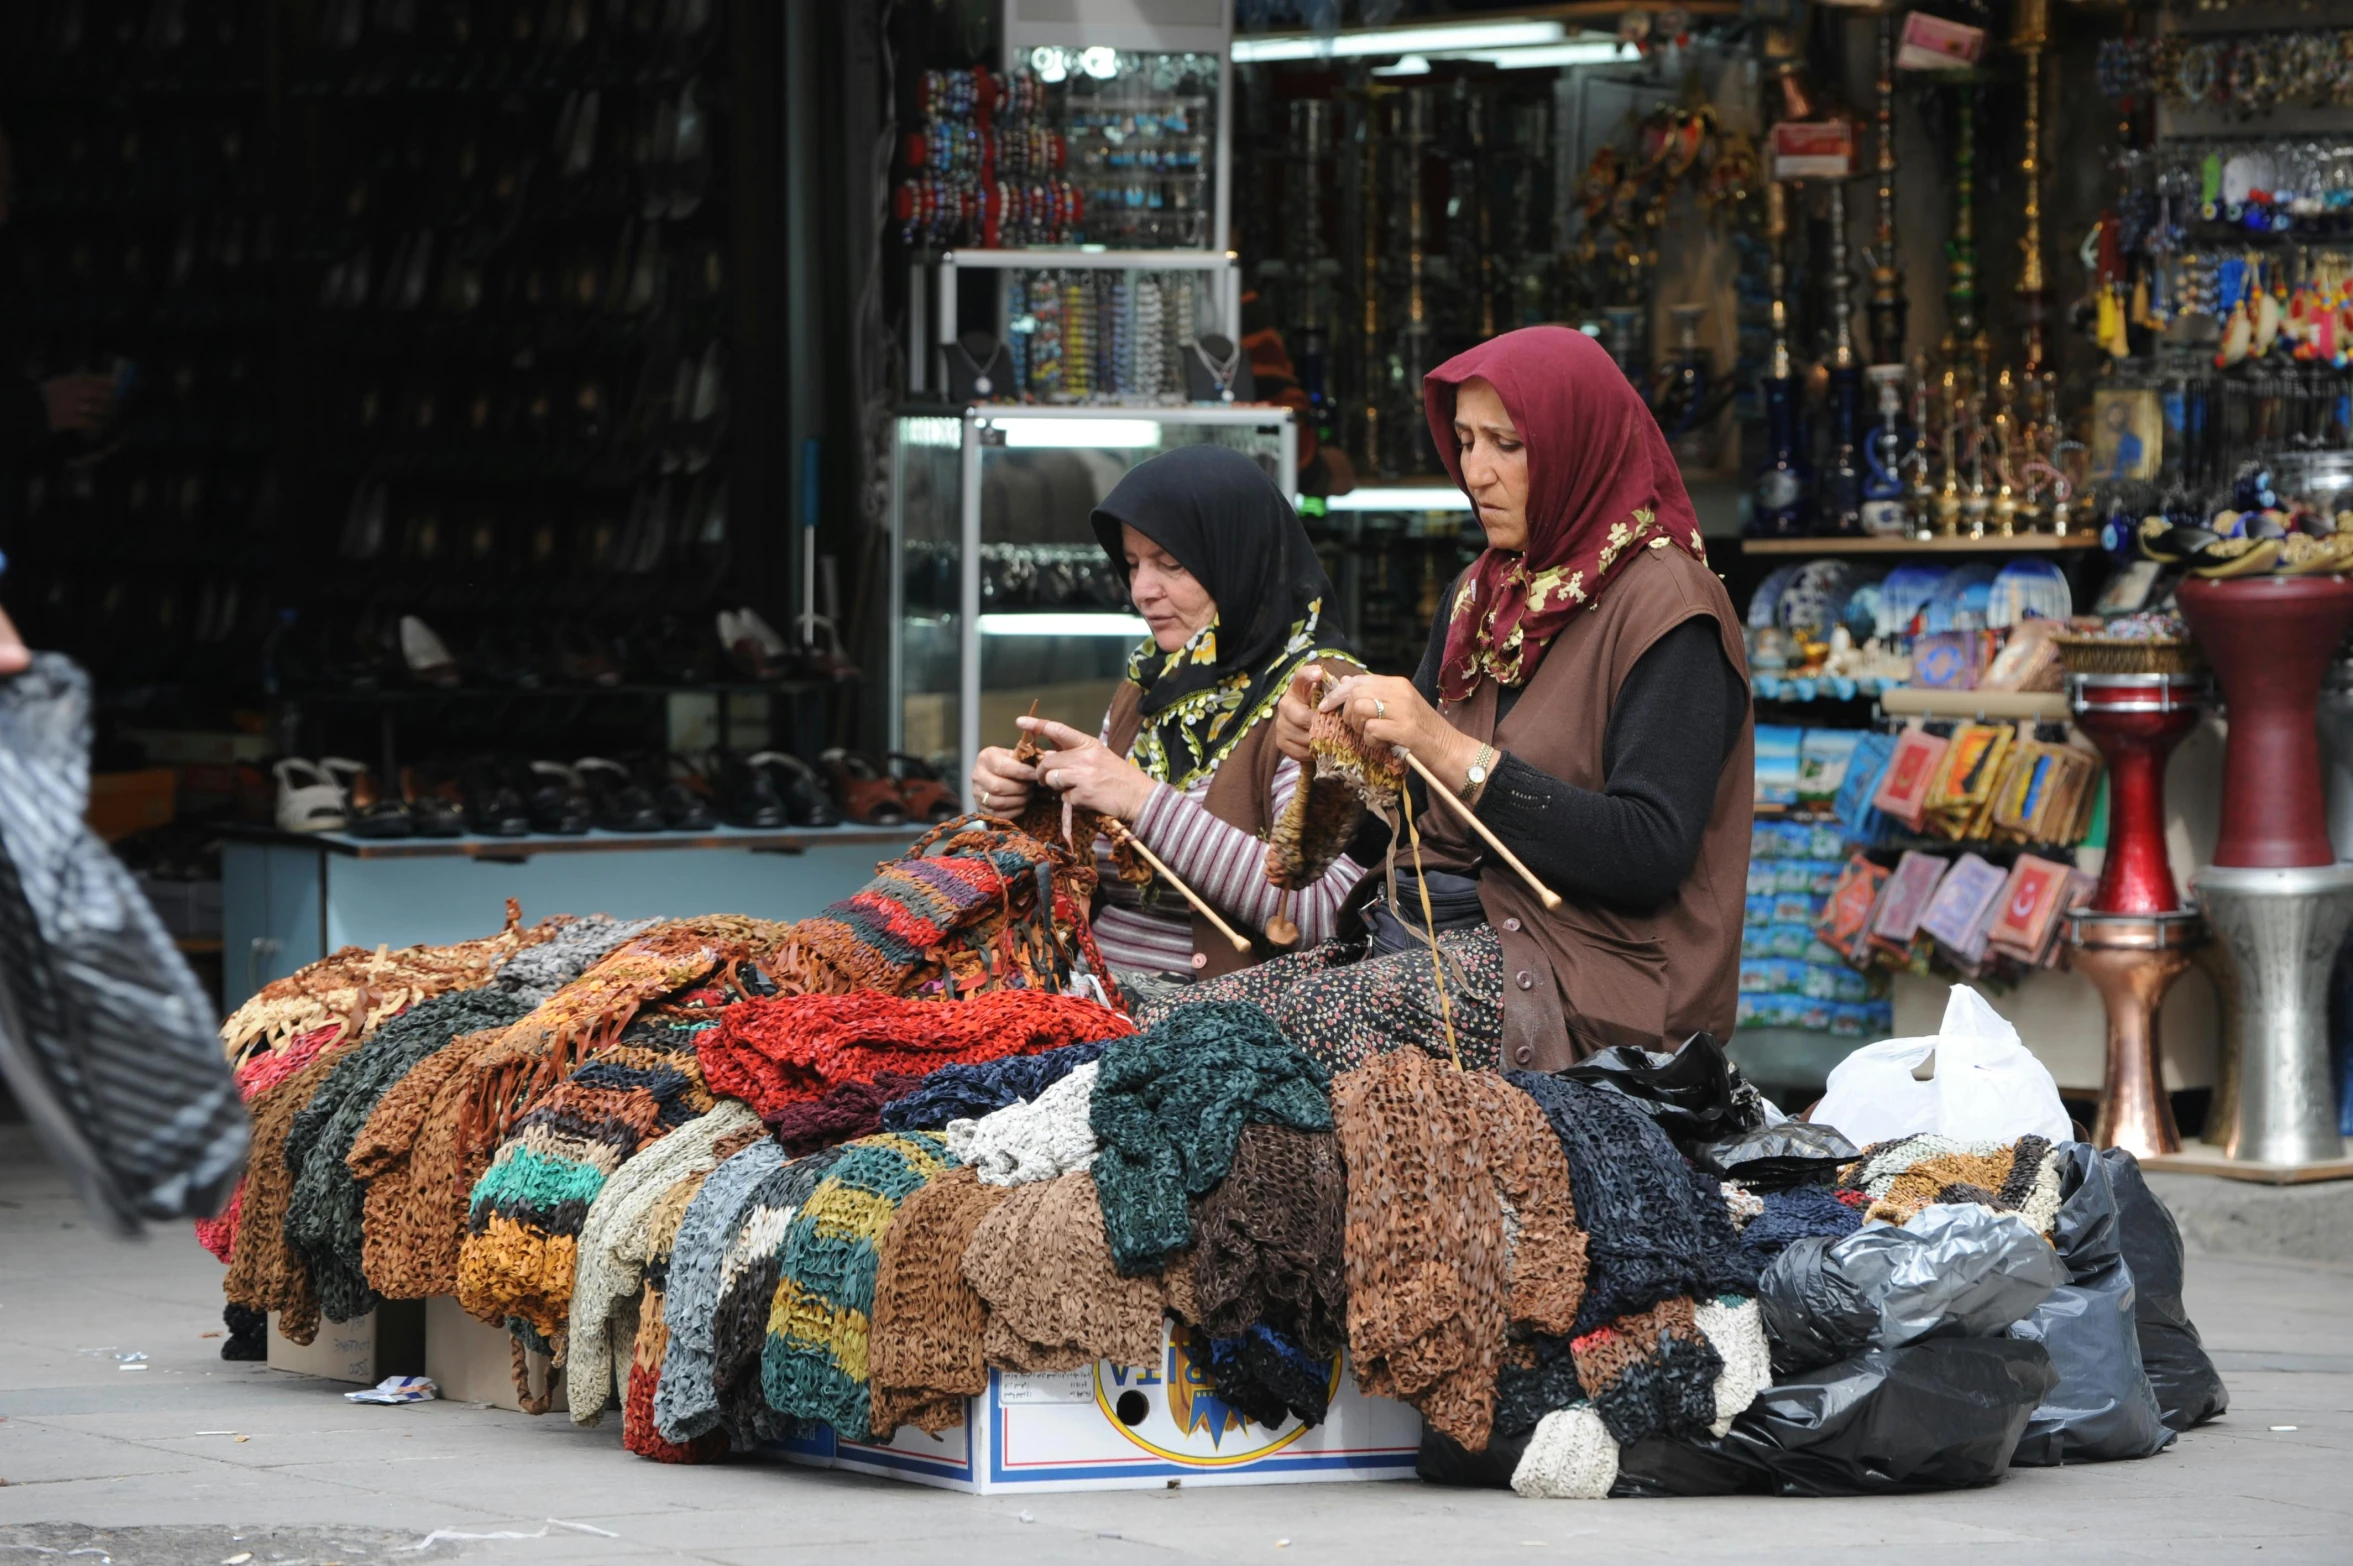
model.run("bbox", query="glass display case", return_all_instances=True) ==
[891,406,1297,795]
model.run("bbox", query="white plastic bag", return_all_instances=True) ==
[1811,985,2071,1147]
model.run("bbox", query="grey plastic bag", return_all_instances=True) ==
[2007,1144,2174,1465]
[0,655,246,1232]
[1761,1203,2067,1374]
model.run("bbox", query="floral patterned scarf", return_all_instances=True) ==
[1424,327,1710,704]
[1092,446,1353,791]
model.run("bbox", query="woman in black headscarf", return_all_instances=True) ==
[968,444,1365,980]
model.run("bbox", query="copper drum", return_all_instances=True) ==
[2065,908,2206,1159]
[2068,673,2203,917]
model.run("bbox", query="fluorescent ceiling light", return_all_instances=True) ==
[1465,42,1635,69]
[979,613,1150,638]
[1372,53,1431,76]
[1232,20,1566,63]
[996,418,1163,448]
[1315,487,1474,513]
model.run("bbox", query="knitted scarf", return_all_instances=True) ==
[223,1036,361,1346]
[345,1026,513,1302]
[492,914,664,1007]
[768,1073,928,1157]
[651,1137,788,1445]
[568,1100,765,1426]
[196,1020,343,1263]
[283,989,536,1324]
[1735,1183,1865,1276]
[1202,1322,1336,1430]
[867,1165,1012,1437]
[698,990,1132,1123]
[702,1146,849,1446]
[1088,1002,1333,1277]
[457,1043,713,1338]
[1190,1123,1347,1358]
[963,1168,1188,1374]
[619,1134,768,1463]
[947,1060,1102,1187]
[762,1130,960,1441]
[216,899,544,1066]
[1265,701,1404,891]
[879,1037,1113,1132]
[762,818,1118,1002]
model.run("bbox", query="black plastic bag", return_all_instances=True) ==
[1760,1203,2066,1375]
[1611,1338,2060,1497]
[1703,1121,1859,1187]
[1558,1032,1771,1154]
[2006,1144,2174,1465]
[2101,1148,2227,1431]
[1414,1424,1531,1489]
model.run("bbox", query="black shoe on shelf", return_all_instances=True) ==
[575,756,664,833]
[321,757,415,839]
[711,749,788,829]
[463,759,533,837]
[750,749,843,828]
[522,761,593,835]
[643,754,717,831]
[400,765,466,838]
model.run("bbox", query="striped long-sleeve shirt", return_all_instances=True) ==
[1092,753,1368,975]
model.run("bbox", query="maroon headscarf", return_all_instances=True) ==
[1423,326,1708,704]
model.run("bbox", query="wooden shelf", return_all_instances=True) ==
[1740,534,2101,555]
[1878,687,2072,722]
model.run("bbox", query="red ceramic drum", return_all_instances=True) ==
[2068,672,2203,917]
[2178,575,2353,869]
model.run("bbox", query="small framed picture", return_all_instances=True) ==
[2090,388,2162,483]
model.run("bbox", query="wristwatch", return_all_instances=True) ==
[1462,743,1498,796]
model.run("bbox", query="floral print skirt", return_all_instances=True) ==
[1136,925,1505,1074]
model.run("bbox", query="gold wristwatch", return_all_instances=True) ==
[1462,743,1497,796]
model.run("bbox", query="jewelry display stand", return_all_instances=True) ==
[2179,576,2353,1170]
[2063,672,2206,1156]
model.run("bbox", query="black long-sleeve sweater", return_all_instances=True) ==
[1345,605,1747,915]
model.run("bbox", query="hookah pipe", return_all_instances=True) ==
[1825,174,1868,534]
[1944,78,1993,538]
[2013,0,2051,379]
[1865,9,1907,369]
[1399,89,1435,471]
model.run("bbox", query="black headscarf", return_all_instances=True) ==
[1091,445,1351,791]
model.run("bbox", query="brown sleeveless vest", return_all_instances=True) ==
[1103,655,1363,979]
[1412,541,1753,1070]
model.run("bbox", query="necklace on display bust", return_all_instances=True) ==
[1189,334,1242,402]
[952,331,1003,399]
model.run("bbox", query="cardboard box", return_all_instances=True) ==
[266,1300,421,1385]
[772,1318,1421,1493]
[424,1295,567,1413]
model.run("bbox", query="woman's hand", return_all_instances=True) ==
[970,744,1037,817]
[1020,716,1157,824]
[1273,663,1327,762]
[1321,673,1483,791]
[0,602,27,678]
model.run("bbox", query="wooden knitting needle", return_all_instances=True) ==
[1396,749,1564,911]
[1099,816,1253,954]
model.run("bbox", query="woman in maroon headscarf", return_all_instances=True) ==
[1155,326,1753,1074]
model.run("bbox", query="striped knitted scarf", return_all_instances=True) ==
[457,1040,715,1339]
[696,990,1133,1125]
[1088,1002,1332,1277]
[762,817,1118,1003]
[284,988,535,1324]
[704,1146,849,1445]
[652,1138,789,1445]
[762,1130,959,1442]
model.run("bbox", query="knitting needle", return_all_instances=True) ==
[1099,817,1253,954]
[1396,749,1564,911]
